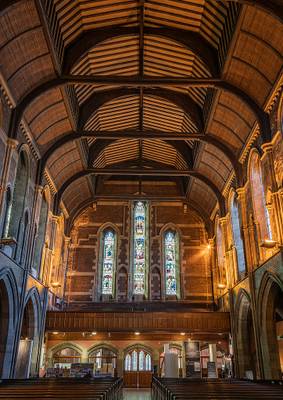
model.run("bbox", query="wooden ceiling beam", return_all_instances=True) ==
[78,86,204,132]
[224,0,283,23]
[53,169,226,217]
[37,130,242,186]
[8,76,271,142]
[62,26,219,76]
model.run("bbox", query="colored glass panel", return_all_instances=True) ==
[133,202,147,295]
[102,230,115,295]
[165,231,177,295]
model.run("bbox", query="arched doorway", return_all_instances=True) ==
[15,293,40,378]
[236,291,257,379]
[0,280,10,377]
[0,272,17,379]
[259,275,283,380]
[89,346,117,377]
[124,345,152,388]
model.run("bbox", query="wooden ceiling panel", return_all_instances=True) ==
[196,144,233,191]
[53,0,139,45]
[47,143,83,189]
[188,177,217,216]
[224,6,283,106]
[62,176,92,214]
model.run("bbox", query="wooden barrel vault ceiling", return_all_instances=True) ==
[0,0,282,224]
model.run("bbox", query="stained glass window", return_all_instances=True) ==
[132,350,138,371]
[139,350,145,371]
[101,230,116,295]
[133,201,147,295]
[145,354,151,371]
[125,354,131,371]
[230,195,246,273]
[164,231,178,295]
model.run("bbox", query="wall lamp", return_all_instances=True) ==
[260,239,277,249]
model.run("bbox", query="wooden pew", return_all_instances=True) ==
[0,377,123,400]
[152,377,283,400]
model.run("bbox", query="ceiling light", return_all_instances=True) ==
[91,332,97,336]
[180,332,186,336]
[52,332,59,335]
[134,332,140,336]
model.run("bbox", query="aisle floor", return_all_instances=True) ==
[123,388,152,399]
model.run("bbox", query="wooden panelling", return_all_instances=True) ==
[46,311,230,333]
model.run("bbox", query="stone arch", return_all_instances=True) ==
[257,272,283,379]
[0,268,19,378]
[48,342,83,367]
[234,289,257,379]
[15,287,42,378]
[87,342,118,356]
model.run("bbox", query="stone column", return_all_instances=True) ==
[0,138,18,212]
[208,238,217,302]
[62,236,71,304]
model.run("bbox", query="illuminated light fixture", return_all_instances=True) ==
[260,239,277,249]
[134,332,140,336]
[51,282,61,288]
[180,332,186,336]
[218,283,226,289]
[91,332,97,336]
[52,332,59,335]
[207,244,211,250]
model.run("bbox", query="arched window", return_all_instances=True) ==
[8,151,29,243]
[250,152,272,240]
[101,230,116,296]
[53,347,81,368]
[133,201,148,296]
[1,187,12,238]
[230,193,246,274]
[215,217,226,285]
[89,347,117,375]
[33,193,48,276]
[164,230,179,296]
[124,348,151,371]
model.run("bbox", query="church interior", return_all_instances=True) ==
[0,1,283,399]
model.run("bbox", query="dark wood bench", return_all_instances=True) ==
[152,377,283,400]
[0,377,123,400]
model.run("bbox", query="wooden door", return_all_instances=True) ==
[123,371,152,388]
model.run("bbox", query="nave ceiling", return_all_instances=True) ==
[0,0,282,222]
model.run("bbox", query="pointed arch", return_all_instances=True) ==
[248,149,272,241]
[257,272,283,379]
[229,190,246,277]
